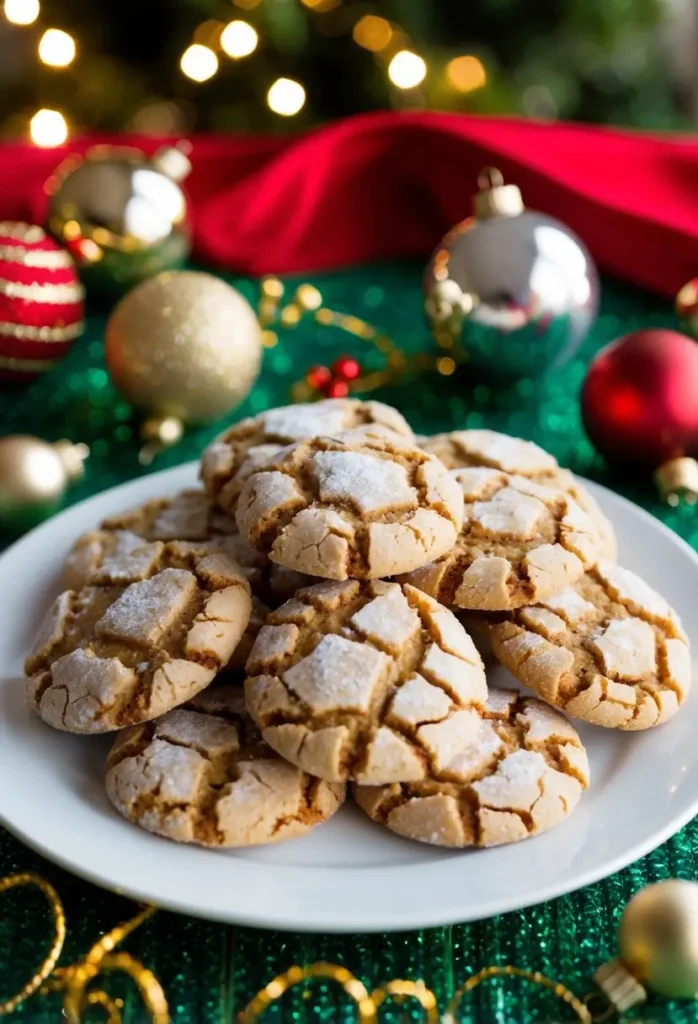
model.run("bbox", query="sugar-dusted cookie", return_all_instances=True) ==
[63,488,296,605]
[235,434,463,580]
[400,469,598,611]
[245,579,487,783]
[489,563,691,730]
[26,546,252,734]
[354,689,589,848]
[106,684,344,847]
[201,397,414,513]
[422,429,617,563]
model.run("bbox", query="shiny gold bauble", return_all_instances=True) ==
[46,145,191,295]
[676,278,698,340]
[619,880,698,999]
[0,436,88,532]
[104,270,262,424]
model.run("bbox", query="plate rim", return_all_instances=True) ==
[1,462,697,933]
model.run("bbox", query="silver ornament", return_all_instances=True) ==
[424,168,598,380]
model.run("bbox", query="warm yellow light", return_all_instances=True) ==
[352,14,392,52]
[388,50,427,89]
[180,44,218,82]
[4,0,39,24]
[220,20,258,59]
[30,108,68,147]
[446,55,487,93]
[267,77,306,116]
[38,28,76,68]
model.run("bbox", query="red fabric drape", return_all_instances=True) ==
[1,111,697,295]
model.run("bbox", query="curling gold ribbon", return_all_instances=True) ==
[0,872,66,1016]
[372,979,439,1022]
[238,962,377,1023]
[445,965,592,1024]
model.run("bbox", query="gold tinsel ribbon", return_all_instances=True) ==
[0,871,600,1022]
[0,872,168,1022]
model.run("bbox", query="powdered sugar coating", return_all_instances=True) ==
[245,579,487,783]
[236,434,463,581]
[490,564,691,730]
[354,689,589,848]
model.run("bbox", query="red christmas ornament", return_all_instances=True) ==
[326,379,350,398]
[581,329,698,467]
[0,222,84,381]
[306,364,332,392]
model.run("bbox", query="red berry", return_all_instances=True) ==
[306,364,332,391]
[326,379,350,398]
[332,355,361,381]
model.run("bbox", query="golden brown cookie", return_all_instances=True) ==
[26,545,252,734]
[64,488,292,606]
[105,684,344,847]
[489,562,691,730]
[354,689,589,848]
[245,579,487,783]
[422,429,617,562]
[235,433,463,580]
[400,469,598,611]
[201,397,415,512]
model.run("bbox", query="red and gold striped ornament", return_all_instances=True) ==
[0,222,84,381]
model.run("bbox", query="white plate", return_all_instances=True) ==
[0,463,696,933]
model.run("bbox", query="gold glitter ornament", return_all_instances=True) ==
[104,270,262,427]
[0,435,88,531]
[594,879,698,1011]
[46,144,191,295]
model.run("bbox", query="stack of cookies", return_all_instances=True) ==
[24,399,692,852]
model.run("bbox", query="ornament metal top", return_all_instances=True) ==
[45,144,192,295]
[424,168,599,381]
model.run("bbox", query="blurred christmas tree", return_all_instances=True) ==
[0,0,688,146]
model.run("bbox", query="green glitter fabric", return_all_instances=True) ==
[1,264,697,1023]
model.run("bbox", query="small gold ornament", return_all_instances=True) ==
[676,278,698,340]
[104,270,262,433]
[46,144,191,295]
[0,435,88,531]
[654,456,698,506]
[423,167,598,381]
[595,879,698,1010]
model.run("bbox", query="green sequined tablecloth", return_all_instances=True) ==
[1,264,698,1023]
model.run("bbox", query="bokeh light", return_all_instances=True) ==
[352,15,392,53]
[30,109,68,147]
[446,55,487,93]
[3,0,39,25]
[38,29,76,68]
[267,77,306,116]
[221,20,258,59]
[180,44,218,82]
[388,50,427,89]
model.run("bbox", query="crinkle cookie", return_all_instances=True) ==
[106,685,344,847]
[245,579,487,784]
[422,429,616,563]
[64,488,291,606]
[354,689,589,848]
[235,434,463,580]
[489,563,691,730]
[26,545,252,734]
[202,398,415,513]
[400,469,598,611]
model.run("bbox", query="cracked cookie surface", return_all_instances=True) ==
[235,434,463,580]
[244,579,487,783]
[64,488,301,606]
[202,397,415,514]
[489,562,691,730]
[422,429,617,563]
[354,689,589,848]
[105,684,345,847]
[26,545,252,734]
[399,465,599,611]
